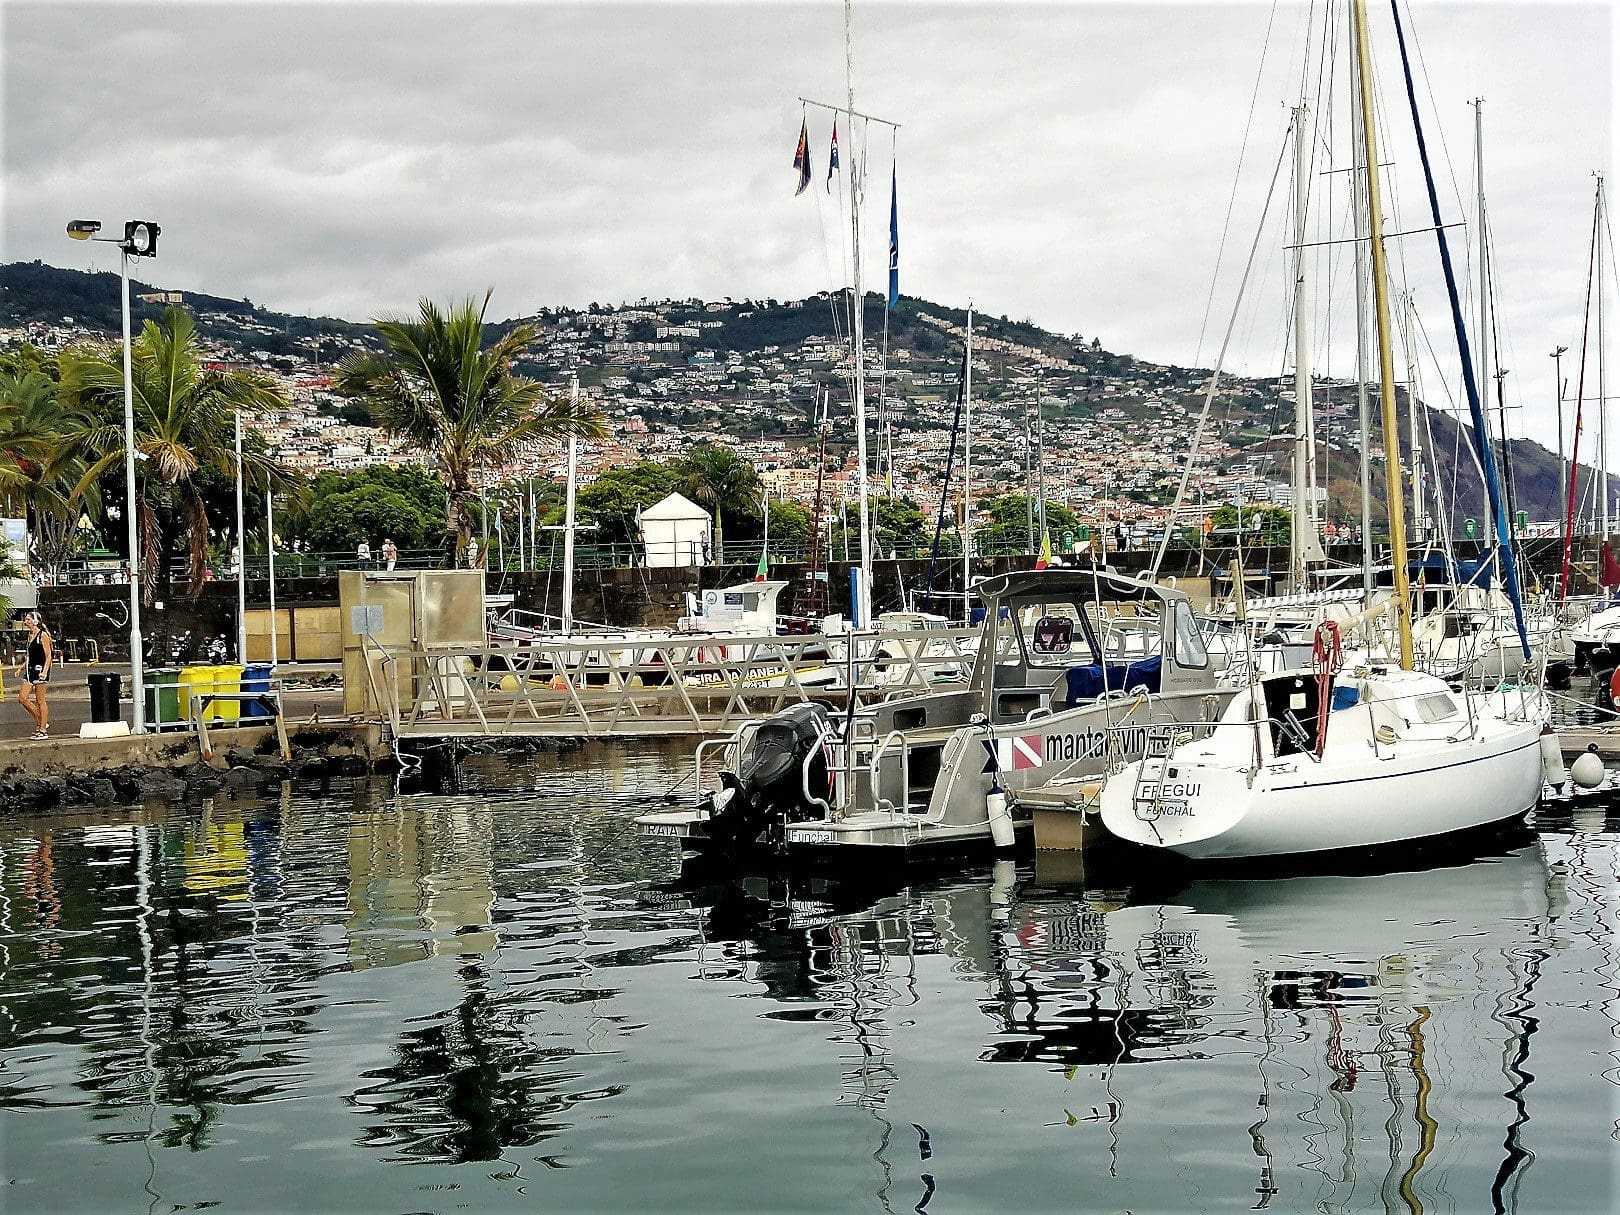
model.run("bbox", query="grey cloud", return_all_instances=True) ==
[3,1,1612,452]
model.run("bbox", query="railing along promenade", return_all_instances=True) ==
[357,624,981,740]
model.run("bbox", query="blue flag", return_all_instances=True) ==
[826,119,839,192]
[887,165,899,309]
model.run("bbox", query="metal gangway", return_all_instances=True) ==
[357,624,981,741]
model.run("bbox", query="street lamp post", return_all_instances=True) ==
[235,402,247,663]
[67,219,159,732]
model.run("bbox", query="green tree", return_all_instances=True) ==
[59,307,288,593]
[553,460,684,548]
[765,499,811,551]
[679,442,759,556]
[305,485,435,553]
[0,367,100,575]
[336,293,604,567]
[1211,503,1290,545]
[832,495,931,558]
[971,493,1080,555]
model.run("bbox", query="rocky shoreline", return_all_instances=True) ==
[0,724,394,814]
[0,729,598,814]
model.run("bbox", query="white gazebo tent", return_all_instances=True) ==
[639,492,712,567]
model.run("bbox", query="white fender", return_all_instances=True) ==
[986,786,1016,850]
[1571,747,1606,790]
[1539,732,1569,789]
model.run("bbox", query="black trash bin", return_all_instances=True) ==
[87,672,123,724]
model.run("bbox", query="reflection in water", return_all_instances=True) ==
[0,746,1615,1214]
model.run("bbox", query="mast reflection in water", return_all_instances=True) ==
[0,741,1613,1214]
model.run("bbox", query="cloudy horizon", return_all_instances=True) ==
[4,0,1614,450]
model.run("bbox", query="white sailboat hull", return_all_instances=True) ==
[1099,675,1546,861]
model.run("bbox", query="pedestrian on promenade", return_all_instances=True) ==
[14,611,53,740]
[382,538,398,572]
[357,539,372,569]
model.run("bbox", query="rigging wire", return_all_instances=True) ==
[1152,128,1295,577]
[1192,0,1283,370]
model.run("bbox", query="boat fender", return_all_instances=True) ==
[986,782,1016,850]
[1571,746,1606,790]
[1539,731,1569,790]
[1608,665,1620,710]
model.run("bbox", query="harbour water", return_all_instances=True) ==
[1,742,1615,1213]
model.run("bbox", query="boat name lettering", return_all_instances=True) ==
[1137,782,1203,800]
[1041,725,1150,762]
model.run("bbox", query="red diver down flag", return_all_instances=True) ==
[995,734,1045,771]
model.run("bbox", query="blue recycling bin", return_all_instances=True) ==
[242,663,275,717]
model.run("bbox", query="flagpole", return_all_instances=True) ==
[797,81,900,629]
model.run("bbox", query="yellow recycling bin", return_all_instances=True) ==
[178,665,211,722]
[206,664,245,722]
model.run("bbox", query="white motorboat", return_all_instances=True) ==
[637,568,1235,863]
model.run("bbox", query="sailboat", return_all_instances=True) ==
[1099,0,1554,862]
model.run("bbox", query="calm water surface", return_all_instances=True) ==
[1,742,1616,1213]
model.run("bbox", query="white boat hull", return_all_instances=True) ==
[1099,675,1547,861]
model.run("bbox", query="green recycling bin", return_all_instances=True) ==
[144,668,181,728]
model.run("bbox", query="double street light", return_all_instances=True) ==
[66,218,160,732]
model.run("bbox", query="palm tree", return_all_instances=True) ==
[0,369,99,577]
[59,307,288,593]
[337,293,604,567]
[681,442,760,560]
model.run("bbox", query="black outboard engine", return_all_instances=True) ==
[701,702,835,852]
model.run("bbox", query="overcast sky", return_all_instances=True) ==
[3,1,1614,449]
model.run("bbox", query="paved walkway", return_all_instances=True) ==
[0,662,347,748]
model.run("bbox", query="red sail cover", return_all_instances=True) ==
[1601,541,1620,588]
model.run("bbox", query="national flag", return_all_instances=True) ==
[755,549,768,582]
[886,164,900,309]
[792,118,812,196]
[826,120,839,192]
[1036,528,1052,570]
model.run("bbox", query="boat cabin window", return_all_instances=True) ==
[1171,602,1208,669]
[1005,604,1096,669]
[1031,615,1074,655]
[1413,692,1459,723]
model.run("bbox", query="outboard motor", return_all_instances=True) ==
[701,702,835,852]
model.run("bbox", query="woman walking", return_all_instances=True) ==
[14,611,53,740]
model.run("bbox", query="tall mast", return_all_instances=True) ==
[1349,10,1374,601]
[1352,0,1414,668]
[1289,101,1324,588]
[561,372,580,635]
[962,305,974,623]
[842,0,873,626]
[1401,290,1426,545]
[1600,173,1609,536]
[1474,99,1498,545]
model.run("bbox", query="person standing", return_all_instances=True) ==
[14,611,53,740]
[382,537,398,572]
[357,539,372,569]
